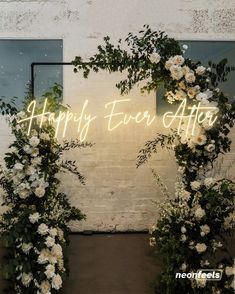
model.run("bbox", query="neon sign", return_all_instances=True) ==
[163,99,218,137]
[17,98,218,141]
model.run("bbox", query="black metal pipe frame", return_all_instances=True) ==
[31,62,73,98]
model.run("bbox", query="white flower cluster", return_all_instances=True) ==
[36,224,64,293]
[149,52,161,64]
[6,132,59,201]
[18,215,66,293]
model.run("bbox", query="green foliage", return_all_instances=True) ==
[0,86,91,293]
[72,25,235,293]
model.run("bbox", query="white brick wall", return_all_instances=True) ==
[0,0,234,231]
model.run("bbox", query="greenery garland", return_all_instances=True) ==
[72,25,235,293]
[0,86,91,293]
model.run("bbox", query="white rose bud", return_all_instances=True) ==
[51,274,62,290]
[21,272,33,287]
[195,243,207,253]
[149,52,161,64]
[225,266,235,276]
[29,136,40,147]
[195,66,206,75]
[29,212,40,224]
[37,223,49,235]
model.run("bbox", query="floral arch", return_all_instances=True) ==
[72,25,235,293]
[0,25,234,293]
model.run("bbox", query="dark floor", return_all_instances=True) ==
[0,234,160,294]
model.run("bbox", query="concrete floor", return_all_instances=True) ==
[0,234,160,294]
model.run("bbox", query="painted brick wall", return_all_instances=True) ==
[0,0,234,231]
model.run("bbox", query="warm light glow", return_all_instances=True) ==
[17,98,156,141]
[163,99,218,137]
[17,98,218,141]
[104,99,156,131]
[18,99,97,141]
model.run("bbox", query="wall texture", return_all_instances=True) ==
[0,0,235,231]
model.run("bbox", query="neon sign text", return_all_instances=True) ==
[17,98,218,141]
[163,99,218,137]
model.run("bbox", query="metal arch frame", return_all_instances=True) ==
[31,62,73,98]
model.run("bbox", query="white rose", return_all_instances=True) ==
[166,91,175,104]
[200,225,210,235]
[31,148,39,157]
[181,190,191,201]
[23,145,32,154]
[40,280,51,294]
[40,133,50,141]
[22,243,33,254]
[172,55,184,66]
[185,72,196,83]
[35,186,46,198]
[170,65,184,80]
[182,44,188,50]
[181,226,187,234]
[225,266,235,276]
[165,58,174,70]
[192,134,207,146]
[190,181,201,190]
[204,177,215,187]
[48,255,57,265]
[149,52,161,64]
[51,244,63,258]
[195,276,207,288]
[182,65,191,75]
[195,66,206,75]
[29,136,40,147]
[175,89,187,101]
[51,274,62,290]
[205,144,215,152]
[12,175,20,185]
[195,207,206,220]
[37,248,50,264]
[178,80,186,90]
[26,166,36,176]
[49,228,58,237]
[38,223,49,236]
[45,236,55,248]
[29,212,40,224]
[21,272,33,287]
[14,163,23,171]
[31,157,42,166]
[196,92,207,102]
[45,264,55,279]
[195,243,207,253]
[187,87,198,99]
[18,189,30,199]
